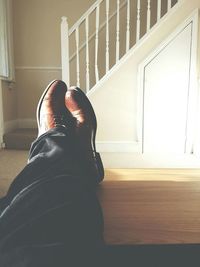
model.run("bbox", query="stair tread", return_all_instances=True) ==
[3,128,38,150]
[5,128,37,135]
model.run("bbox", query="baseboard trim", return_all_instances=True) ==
[17,119,37,128]
[96,141,140,153]
[15,66,61,71]
[4,119,140,153]
[101,152,200,168]
[4,120,18,133]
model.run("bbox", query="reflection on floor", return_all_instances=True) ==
[98,169,200,244]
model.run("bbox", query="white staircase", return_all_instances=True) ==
[59,0,200,168]
[61,0,180,93]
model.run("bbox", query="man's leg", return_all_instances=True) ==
[2,126,87,208]
[0,80,105,266]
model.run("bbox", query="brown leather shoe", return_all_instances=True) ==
[65,86,104,183]
[37,80,73,136]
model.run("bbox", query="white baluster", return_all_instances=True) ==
[146,0,151,32]
[126,0,130,52]
[157,0,161,21]
[61,16,70,86]
[95,5,100,83]
[168,0,172,11]
[75,27,80,87]
[85,16,90,92]
[106,0,109,73]
[116,0,120,62]
[136,0,141,42]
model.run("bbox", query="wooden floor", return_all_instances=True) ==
[1,168,200,246]
[97,169,200,245]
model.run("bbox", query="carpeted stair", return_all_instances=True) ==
[3,128,38,150]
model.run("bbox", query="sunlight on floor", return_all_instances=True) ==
[105,169,200,181]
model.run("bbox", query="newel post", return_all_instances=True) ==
[61,16,70,86]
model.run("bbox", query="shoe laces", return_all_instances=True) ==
[53,114,76,128]
[53,115,67,127]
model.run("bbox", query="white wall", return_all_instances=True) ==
[89,0,200,143]
[88,0,200,167]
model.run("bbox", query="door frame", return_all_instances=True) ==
[137,9,199,154]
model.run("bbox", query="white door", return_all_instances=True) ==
[143,23,193,154]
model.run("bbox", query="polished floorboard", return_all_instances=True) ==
[1,166,200,265]
[98,169,200,245]
[99,169,200,266]
[1,164,200,246]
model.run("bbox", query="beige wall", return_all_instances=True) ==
[2,81,17,123]
[12,0,172,123]
[13,0,96,67]
[89,0,200,142]
[13,0,96,120]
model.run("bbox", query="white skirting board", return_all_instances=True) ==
[3,118,200,168]
[101,152,200,168]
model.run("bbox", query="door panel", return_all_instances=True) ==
[143,23,192,154]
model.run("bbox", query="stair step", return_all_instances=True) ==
[3,128,38,150]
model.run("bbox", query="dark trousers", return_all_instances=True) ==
[0,127,104,267]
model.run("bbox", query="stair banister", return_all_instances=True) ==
[61,0,128,88]
[105,0,110,72]
[68,0,127,65]
[95,5,100,83]
[147,0,151,32]
[61,16,70,85]
[85,16,90,92]
[168,0,172,11]
[61,0,104,87]
[157,0,161,21]
[69,0,104,36]
[136,0,141,42]
[61,0,180,91]
[75,27,80,87]
[116,0,120,62]
[126,0,130,53]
